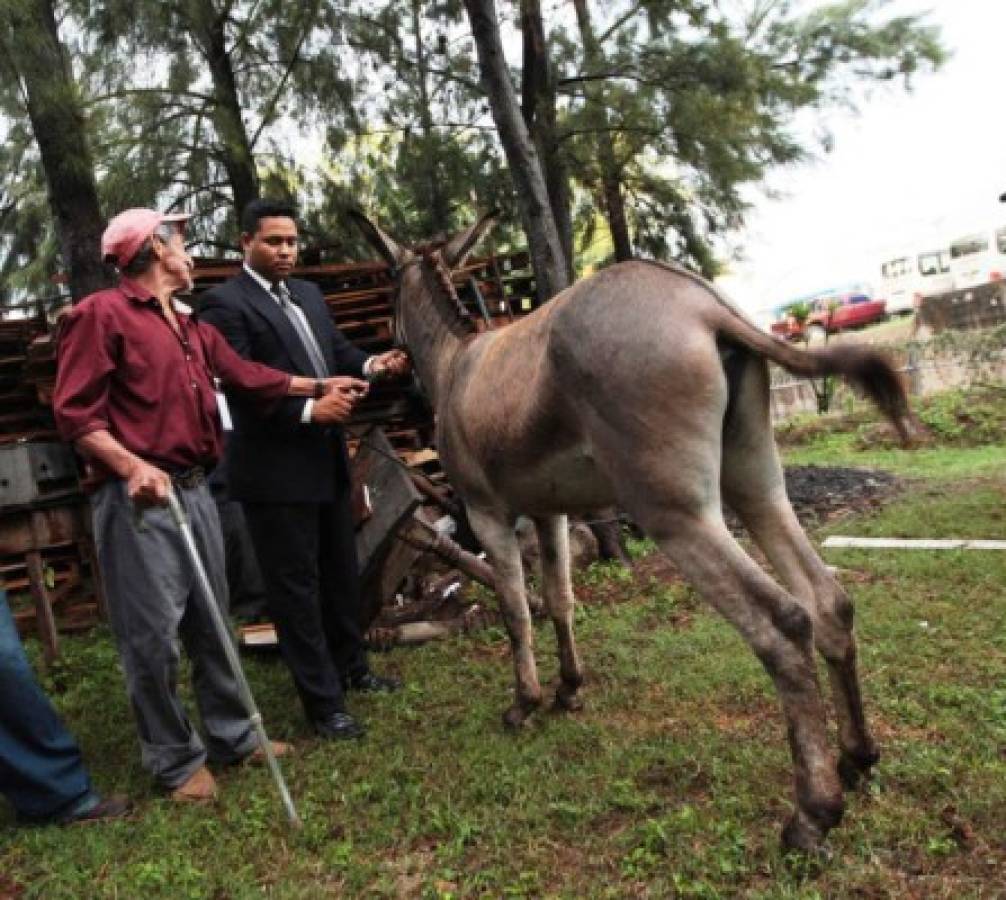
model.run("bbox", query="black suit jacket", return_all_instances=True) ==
[197,270,369,504]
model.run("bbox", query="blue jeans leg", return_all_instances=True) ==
[0,588,96,821]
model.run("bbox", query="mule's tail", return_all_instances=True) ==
[714,311,914,444]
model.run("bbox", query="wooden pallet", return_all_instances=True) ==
[2,533,105,663]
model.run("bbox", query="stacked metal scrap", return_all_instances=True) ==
[0,311,100,660]
[0,315,56,445]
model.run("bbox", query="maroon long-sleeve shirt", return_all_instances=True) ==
[54,279,291,478]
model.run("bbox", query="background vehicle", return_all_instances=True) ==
[879,249,953,314]
[770,287,886,341]
[804,290,887,339]
[947,226,1006,290]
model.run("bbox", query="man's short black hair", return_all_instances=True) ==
[241,199,299,236]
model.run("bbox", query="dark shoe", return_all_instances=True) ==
[312,712,365,741]
[58,794,132,825]
[347,671,402,694]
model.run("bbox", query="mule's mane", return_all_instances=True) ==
[418,249,478,337]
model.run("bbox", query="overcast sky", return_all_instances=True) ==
[716,0,1005,320]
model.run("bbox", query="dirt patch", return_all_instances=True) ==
[778,464,901,527]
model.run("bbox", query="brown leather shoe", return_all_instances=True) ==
[245,740,293,764]
[170,766,218,803]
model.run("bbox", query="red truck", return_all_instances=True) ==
[771,291,887,341]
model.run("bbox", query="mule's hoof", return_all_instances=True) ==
[838,746,880,790]
[503,705,530,730]
[780,800,841,857]
[781,814,829,856]
[553,690,584,713]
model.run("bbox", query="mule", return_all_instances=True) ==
[354,211,913,852]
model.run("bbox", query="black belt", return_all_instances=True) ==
[167,466,207,489]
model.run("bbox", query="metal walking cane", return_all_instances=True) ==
[165,486,302,829]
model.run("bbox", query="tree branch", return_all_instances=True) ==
[84,87,216,107]
[598,2,646,44]
[224,0,265,55]
[248,0,322,151]
[556,124,664,145]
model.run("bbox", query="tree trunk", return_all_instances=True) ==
[6,0,108,301]
[185,0,260,222]
[520,0,574,282]
[412,0,450,238]
[572,0,633,262]
[600,166,632,262]
[463,0,568,301]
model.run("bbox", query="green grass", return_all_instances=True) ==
[779,384,1006,478]
[2,387,1005,898]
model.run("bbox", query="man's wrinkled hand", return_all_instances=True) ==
[125,459,171,507]
[321,376,370,399]
[370,349,411,379]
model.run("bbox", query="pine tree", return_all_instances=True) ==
[0,0,108,302]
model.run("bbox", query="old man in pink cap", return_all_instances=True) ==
[53,209,368,803]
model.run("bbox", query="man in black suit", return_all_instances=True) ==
[198,199,410,740]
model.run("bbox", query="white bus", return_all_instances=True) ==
[947,226,1006,291]
[879,248,953,314]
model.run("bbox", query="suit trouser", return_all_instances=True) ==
[243,483,368,722]
[90,479,257,789]
[0,589,99,821]
[213,493,268,620]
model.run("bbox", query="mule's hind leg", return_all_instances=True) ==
[533,515,585,711]
[721,356,879,787]
[466,506,543,728]
[634,505,844,852]
[726,489,879,787]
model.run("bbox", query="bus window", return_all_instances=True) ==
[950,234,989,258]
[918,251,949,276]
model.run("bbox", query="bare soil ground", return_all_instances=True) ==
[780,463,901,526]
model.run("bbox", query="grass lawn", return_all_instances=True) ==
[2,387,1004,898]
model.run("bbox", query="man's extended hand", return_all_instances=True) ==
[321,376,370,399]
[125,458,171,506]
[369,349,411,379]
[312,377,369,424]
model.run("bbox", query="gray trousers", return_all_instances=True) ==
[91,479,256,788]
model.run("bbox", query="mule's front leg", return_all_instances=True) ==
[468,507,543,728]
[533,515,584,712]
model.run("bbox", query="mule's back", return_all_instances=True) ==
[440,261,741,518]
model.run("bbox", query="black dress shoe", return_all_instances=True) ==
[57,794,133,825]
[346,671,402,693]
[312,712,365,741]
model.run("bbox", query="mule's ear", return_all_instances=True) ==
[441,209,500,270]
[349,210,411,270]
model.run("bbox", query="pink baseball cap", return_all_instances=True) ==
[101,208,191,267]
